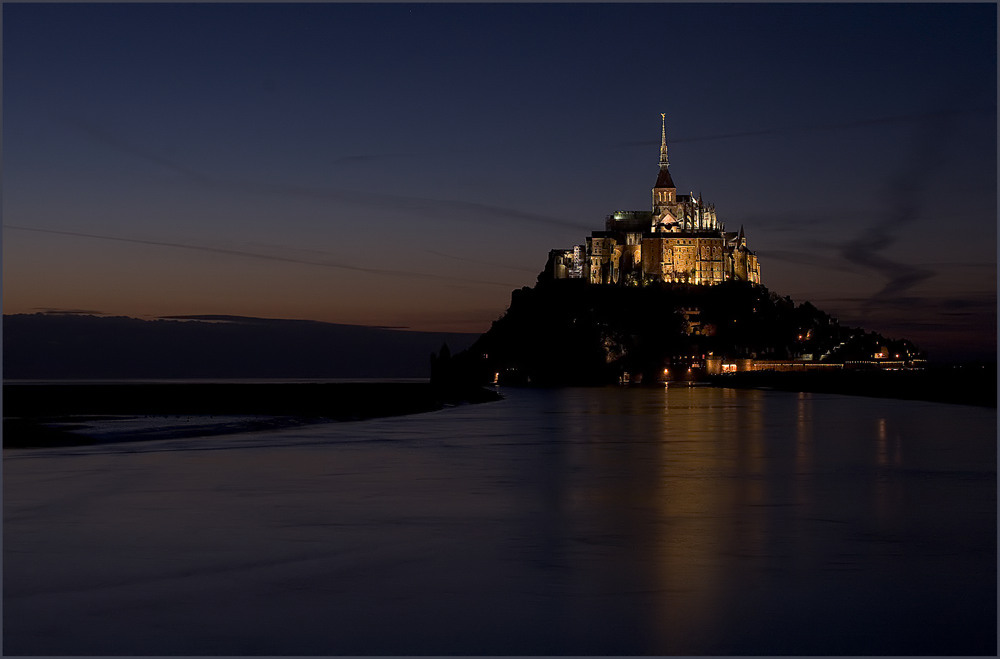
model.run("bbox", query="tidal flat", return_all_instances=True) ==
[3,381,501,447]
[3,385,996,654]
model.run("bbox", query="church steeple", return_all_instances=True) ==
[659,113,669,168]
[653,113,676,192]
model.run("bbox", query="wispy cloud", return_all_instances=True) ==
[424,249,539,275]
[837,113,954,307]
[734,212,834,232]
[5,225,522,289]
[30,307,107,316]
[820,292,996,311]
[156,314,416,329]
[807,290,997,359]
[330,152,422,164]
[754,248,861,274]
[59,115,591,232]
[616,106,995,148]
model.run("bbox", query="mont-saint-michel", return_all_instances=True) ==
[7,116,986,404]
[544,114,761,287]
[441,116,934,390]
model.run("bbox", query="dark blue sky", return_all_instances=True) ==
[4,3,996,359]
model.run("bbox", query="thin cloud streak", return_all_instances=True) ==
[5,225,521,288]
[425,249,540,275]
[838,113,950,306]
[754,248,861,274]
[330,152,421,164]
[819,293,996,310]
[617,106,996,147]
[60,115,592,232]
[31,307,108,316]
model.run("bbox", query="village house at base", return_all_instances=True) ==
[545,115,761,286]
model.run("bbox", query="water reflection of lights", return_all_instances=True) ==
[795,391,813,472]
[875,417,903,467]
[877,418,889,465]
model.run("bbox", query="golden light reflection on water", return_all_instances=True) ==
[875,416,903,467]
[543,385,981,653]
[574,385,778,651]
[652,388,737,647]
[874,415,906,524]
[553,386,760,648]
[877,417,889,466]
[792,392,815,515]
[796,392,813,470]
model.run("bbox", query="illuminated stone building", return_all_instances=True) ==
[546,115,761,286]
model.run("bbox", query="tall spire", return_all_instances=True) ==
[653,113,676,191]
[659,113,669,168]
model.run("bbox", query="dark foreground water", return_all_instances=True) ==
[4,386,996,655]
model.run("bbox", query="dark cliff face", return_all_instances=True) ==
[445,280,923,386]
[472,280,679,385]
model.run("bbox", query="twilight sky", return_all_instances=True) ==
[3,3,996,360]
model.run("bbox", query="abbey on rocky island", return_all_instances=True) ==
[545,115,761,286]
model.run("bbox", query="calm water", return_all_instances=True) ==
[4,386,996,655]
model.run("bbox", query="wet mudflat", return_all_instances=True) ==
[3,385,995,655]
[3,381,500,447]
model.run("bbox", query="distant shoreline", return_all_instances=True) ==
[707,365,997,408]
[2,382,503,449]
[5,370,994,450]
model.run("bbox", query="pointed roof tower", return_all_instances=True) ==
[659,113,669,168]
[654,113,676,189]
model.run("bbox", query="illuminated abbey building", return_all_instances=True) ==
[545,115,761,286]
